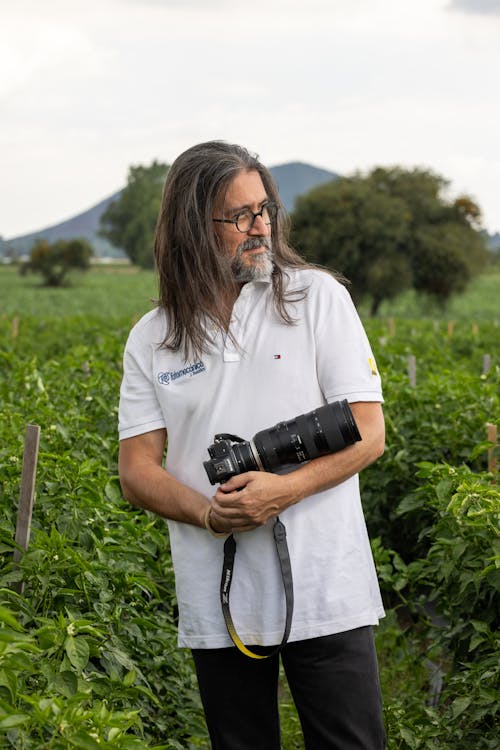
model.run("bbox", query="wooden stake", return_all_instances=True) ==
[388,318,396,337]
[12,316,19,338]
[13,425,41,592]
[408,355,417,387]
[482,354,491,375]
[486,423,497,476]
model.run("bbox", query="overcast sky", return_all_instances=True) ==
[1,0,499,238]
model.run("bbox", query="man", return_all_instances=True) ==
[118,141,386,749]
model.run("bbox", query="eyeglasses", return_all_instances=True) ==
[212,202,278,233]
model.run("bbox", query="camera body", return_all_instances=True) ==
[204,399,361,485]
[203,437,255,485]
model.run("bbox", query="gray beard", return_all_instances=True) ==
[231,237,274,282]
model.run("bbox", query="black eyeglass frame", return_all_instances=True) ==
[212,202,278,233]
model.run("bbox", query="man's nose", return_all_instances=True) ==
[248,213,270,235]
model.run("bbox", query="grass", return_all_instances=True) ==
[358,264,500,321]
[0,264,157,320]
[1,262,499,322]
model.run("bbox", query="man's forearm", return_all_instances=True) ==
[120,462,209,528]
[282,435,382,506]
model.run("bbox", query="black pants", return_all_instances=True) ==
[192,626,386,750]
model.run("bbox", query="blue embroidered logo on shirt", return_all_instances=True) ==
[157,361,206,386]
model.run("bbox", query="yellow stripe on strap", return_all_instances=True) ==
[220,519,294,660]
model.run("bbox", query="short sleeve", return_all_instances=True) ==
[313,275,383,404]
[118,322,166,440]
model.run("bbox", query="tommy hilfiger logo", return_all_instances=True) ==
[157,361,206,385]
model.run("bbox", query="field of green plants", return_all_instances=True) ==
[0,264,498,749]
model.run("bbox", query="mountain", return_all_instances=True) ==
[0,162,338,260]
[488,232,500,252]
[1,191,124,259]
[270,162,339,212]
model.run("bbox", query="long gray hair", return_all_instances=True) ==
[154,140,311,359]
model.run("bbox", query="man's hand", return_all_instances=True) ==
[210,471,295,532]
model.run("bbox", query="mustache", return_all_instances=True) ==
[236,237,272,254]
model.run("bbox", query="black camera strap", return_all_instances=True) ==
[220,517,294,660]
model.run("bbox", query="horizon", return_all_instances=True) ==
[3,159,339,241]
[3,157,500,243]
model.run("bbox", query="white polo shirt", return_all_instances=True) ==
[119,268,385,648]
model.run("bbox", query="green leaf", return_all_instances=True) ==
[0,713,31,728]
[0,631,38,657]
[0,607,23,631]
[435,479,453,503]
[451,696,472,719]
[53,670,78,697]
[103,646,135,671]
[65,636,90,671]
[120,739,152,749]
[67,732,101,750]
[105,478,123,503]
[470,619,490,634]
[469,633,486,652]
[395,494,423,516]
[399,726,418,747]
[123,669,136,687]
[0,668,17,701]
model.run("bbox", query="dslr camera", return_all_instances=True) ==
[203,399,361,485]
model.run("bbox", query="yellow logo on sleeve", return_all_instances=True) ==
[368,357,378,376]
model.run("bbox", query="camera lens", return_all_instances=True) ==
[252,400,361,472]
[203,400,361,485]
[231,442,259,475]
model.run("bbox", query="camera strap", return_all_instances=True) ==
[220,517,294,660]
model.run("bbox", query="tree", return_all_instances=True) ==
[412,222,486,304]
[20,238,92,287]
[291,167,489,314]
[99,160,169,268]
[291,176,412,313]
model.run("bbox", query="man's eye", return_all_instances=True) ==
[233,209,252,223]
